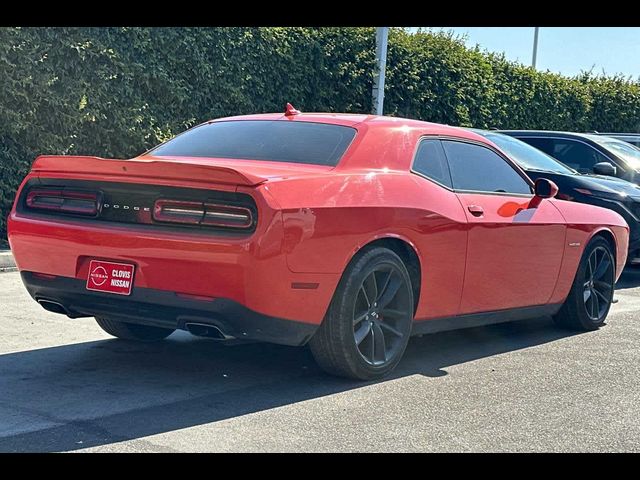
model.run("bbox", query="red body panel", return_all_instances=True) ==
[8,113,630,330]
[456,193,566,312]
[547,200,629,304]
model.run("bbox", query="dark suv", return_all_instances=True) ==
[480,130,640,264]
[500,131,640,186]
[593,133,640,148]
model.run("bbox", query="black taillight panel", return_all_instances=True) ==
[202,203,253,228]
[25,188,102,217]
[153,200,206,225]
[153,200,254,229]
[17,179,258,234]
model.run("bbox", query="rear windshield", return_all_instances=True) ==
[150,120,357,166]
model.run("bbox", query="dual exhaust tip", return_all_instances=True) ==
[36,299,233,341]
[184,322,234,341]
[37,299,69,315]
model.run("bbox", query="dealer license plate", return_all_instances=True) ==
[86,260,135,296]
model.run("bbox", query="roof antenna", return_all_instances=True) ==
[285,103,301,116]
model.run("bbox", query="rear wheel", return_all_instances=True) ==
[553,237,615,331]
[309,247,414,380]
[95,317,175,342]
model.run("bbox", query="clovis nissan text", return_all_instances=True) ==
[7,105,629,380]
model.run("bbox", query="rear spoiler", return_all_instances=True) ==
[31,155,268,186]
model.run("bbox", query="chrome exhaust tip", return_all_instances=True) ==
[37,299,69,315]
[185,322,235,341]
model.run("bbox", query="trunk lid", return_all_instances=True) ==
[31,155,333,186]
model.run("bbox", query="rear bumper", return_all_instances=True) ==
[21,272,318,346]
[8,210,340,324]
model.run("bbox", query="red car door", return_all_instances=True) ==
[441,139,566,314]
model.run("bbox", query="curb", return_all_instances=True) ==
[0,251,16,270]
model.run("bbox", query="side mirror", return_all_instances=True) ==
[593,162,617,177]
[534,178,559,199]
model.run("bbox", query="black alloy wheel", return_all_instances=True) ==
[583,246,615,322]
[309,247,414,380]
[353,266,412,366]
[554,237,616,331]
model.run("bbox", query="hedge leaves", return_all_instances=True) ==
[2,27,640,246]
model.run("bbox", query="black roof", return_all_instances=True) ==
[498,130,608,143]
[595,132,640,136]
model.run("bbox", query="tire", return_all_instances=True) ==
[553,237,616,331]
[95,317,175,342]
[309,247,414,380]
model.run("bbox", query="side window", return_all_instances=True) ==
[442,140,532,194]
[520,137,555,156]
[545,139,609,174]
[412,139,452,188]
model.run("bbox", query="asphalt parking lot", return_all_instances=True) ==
[1,268,639,452]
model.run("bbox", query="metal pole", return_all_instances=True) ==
[372,27,389,115]
[532,27,539,69]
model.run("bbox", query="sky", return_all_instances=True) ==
[421,27,640,80]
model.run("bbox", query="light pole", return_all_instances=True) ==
[532,27,539,69]
[372,27,389,115]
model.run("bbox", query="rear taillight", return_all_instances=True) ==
[153,200,205,225]
[202,203,253,228]
[153,200,253,229]
[26,188,100,216]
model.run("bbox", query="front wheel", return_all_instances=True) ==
[309,247,414,380]
[553,237,616,331]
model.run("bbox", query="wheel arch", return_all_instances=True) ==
[345,235,422,316]
[588,227,617,263]
[553,226,618,331]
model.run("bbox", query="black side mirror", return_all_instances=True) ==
[593,162,617,177]
[530,178,559,208]
[534,178,559,199]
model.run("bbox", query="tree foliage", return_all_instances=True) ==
[2,27,640,246]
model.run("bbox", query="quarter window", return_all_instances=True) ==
[442,140,532,194]
[412,139,452,188]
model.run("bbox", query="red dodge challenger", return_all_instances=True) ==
[7,106,629,379]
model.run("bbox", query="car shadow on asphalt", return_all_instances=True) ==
[616,265,640,290]
[0,315,578,452]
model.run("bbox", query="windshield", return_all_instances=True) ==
[480,132,577,174]
[150,120,357,166]
[591,137,640,170]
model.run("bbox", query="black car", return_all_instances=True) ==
[499,130,640,186]
[593,132,640,148]
[474,130,640,264]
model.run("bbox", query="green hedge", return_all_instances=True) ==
[2,27,640,247]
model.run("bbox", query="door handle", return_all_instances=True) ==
[467,205,484,217]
